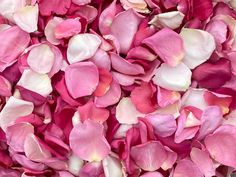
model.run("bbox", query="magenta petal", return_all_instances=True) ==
[111,9,143,54]
[142,28,184,67]
[205,125,236,168]
[0,26,30,72]
[130,141,167,171]
[65,61,99,98]
[69,120,110,162]
[140,172,164,177]
[39,0,71,16]
[110,53,145,75]
[173,159,204,177]
[192,0,213,20]
[0,75,12,97]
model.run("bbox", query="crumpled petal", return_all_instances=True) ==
[205,125,236,168]
[67,33,101,64]
[0,96,34,131]
[111,9,143,54]
[143,28,184,67]
[190,148,215,177]
[27,44,55,74]
[65,61,99,98]
[130,141,167,171]
[13,4,38,33]
[149,11,184,29]
[6,122,34,152]
[152,63,192,91]
[69,120,111,162]
[146,114,177,137]
[180,28,216,69]
[110,53,145,75]
[116,97,144,124]
[0,26,30,72]
[54,19,81,39]
[17,69,53,97]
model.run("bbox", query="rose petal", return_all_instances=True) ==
[0,75,12,97]
[146,114,177,137]
[69,120,111,162]
[116,97,144,124]
[13,4,38,33]
[102,155,125,177]
[17,69,53,97]
[149,11,184,29]
[0,96,34,131]
[72,0,91,5]
[152,63,192,91]
[157,86,180,108]
[140,172,164,177]
[180,28,216,69]
[27,44,55,74]
[143,28,184,67]
[39,0,71,16]
[130,141,167,171]
[205,125,236,168]
[6,122,34,152]
[67,33,101,64]
[190,148,215,177]
[65,61,99,98]
[111,9,143,54]
[54,19,81,39]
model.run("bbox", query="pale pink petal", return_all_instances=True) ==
[130,141,167,171]
[58,171,75,177]
[112,72,135,86]
[110,53,145,75]
[206,20,227,44]
[24,133,52,162]
[6,122,34,152]
[102,155,125,177]
[116,97,144,124]
[45,17,64,45]
[99,0,117,35]
[65,62,99,98]
[17,69,53,97]
[180,28,216,69]
[161,147,177,170]
[67,33,101,64]
[27,44,54,74]
[181,88,208,110]
[69,120,111,162]
[54,19,81,39]
[111,9,143,54]
[0,0,26,21]
[126,46,157,61]
[72,0,91,5]
[0,75,12,97]
[198,106,223,140]
[149,11,184,29]
[68,153,84,176]
[157,87,180,108]
[0,96,33,131]
[152,63,192,91]
[0,26,30,72]
[143,28,184,67]
[205,125,236,168]
[48,45,63,77]
[120,0,150,13]
[146,114,177,137]
[90,49,111,71]
[94,79,121,107]
[140,172,164,177]
[173,159,204,177]
[190,148,215,177]
[13,4,38,33]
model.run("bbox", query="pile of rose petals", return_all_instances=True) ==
[1,0,236,176]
